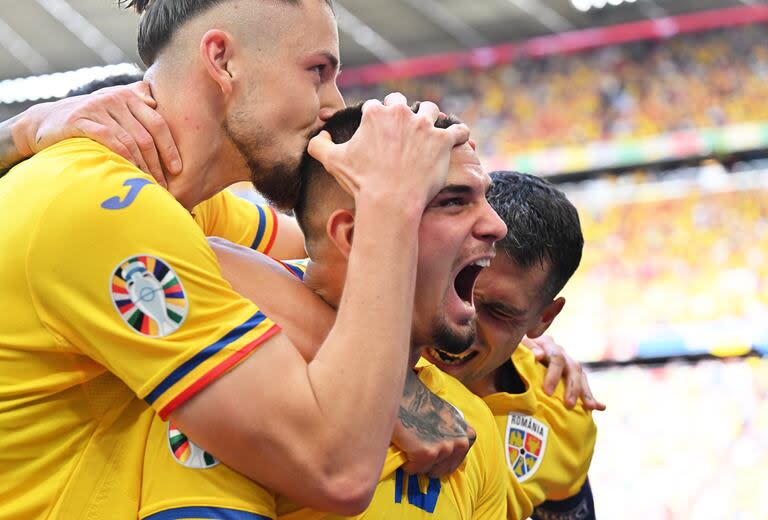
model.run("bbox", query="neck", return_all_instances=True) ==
[304,257,422,368]
[302,256,344,310]
[146,63,251,210]
[466,359,526,397]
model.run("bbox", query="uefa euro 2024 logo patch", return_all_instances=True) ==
[168,423,219,469]
[505,412,548,482]
[110,255,188,337]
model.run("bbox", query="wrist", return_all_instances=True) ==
[10,109,36,159]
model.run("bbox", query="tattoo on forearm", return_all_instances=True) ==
[0,115,23,174]
[398,370,467,442]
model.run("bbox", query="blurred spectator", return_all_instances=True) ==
[588,358,768,519]
[547,165,768,361]
[343,25,768,159]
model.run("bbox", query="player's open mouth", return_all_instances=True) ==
[453,257,491,308]
[427,346,479,366]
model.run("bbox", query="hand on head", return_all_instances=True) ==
[307,92,470,211]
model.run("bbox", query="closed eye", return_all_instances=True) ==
[437,197,466,208]
[479,302,523,325]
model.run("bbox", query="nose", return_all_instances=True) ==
[319,82,345,122]
[475,202,507,244]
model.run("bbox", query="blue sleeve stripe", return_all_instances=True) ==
[284,261,306,281]
[144,311,268,405]
[143,506,272,520]
[250,204,267,250]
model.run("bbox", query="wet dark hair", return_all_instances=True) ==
[487,171,584,303]
[119,0,334,66]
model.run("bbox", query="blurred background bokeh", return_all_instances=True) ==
[1,0,766,517]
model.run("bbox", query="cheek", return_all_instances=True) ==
[274,82,320,127]
[478,319,517,358]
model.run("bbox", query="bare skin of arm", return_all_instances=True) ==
[0,83,181,185]
[0,114,23,174]
[2,89,604,414]
[3,88,469,512]
[210,236,475,480]
[170,98,470,515]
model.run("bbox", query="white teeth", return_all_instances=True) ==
[471,258,490,268]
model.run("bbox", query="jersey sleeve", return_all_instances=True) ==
[516,345,598,501]
[140,415,276,520]
[28,157,281,420]
[193,189,279,254]
[541,381,597,500]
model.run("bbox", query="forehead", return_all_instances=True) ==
[446,143,490,193]
[278,1,339,55]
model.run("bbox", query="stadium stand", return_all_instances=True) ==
[342,24,768,174]
[549,165,768,361]
[1,6,766,519]
[589,357,768,519]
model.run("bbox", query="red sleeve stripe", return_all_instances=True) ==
[261,206,279,256]
[157,323,281,420]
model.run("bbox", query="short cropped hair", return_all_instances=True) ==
[295,103,462,253]
[119,0,334,66]
[487,171,583,304]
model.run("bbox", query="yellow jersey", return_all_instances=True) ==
[193,189,279,255]
[483,345,597,519]
[277,364,508,520]
[140,415,276,520]
[0,138,280,519]
[139,259,309,520]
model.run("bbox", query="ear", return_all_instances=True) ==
[326,208,355,259]
[525,297,565,339]
[200,29,236,96]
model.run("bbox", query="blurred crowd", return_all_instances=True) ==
[588,358,768,519]
[547,164,768,361]
[343,25,768,159]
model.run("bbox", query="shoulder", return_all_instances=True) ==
[513,345,597,466]
[419,364,498,438]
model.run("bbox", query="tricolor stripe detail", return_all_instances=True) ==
[158,324,280,420]
[144,312,273,407]
[251,205,268,251]
[261,206,278,256]
[275,260,306,281]
[143,506,272,520]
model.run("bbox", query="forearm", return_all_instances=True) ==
[0,113,29,173]
[307,197,421,473]
[210,238,332,359]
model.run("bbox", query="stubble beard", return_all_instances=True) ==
[431,316,476,354]
[223,119,304,211]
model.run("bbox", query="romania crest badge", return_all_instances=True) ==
[110,255,187,337]
[505,412,548,482]
[168,423,219,469]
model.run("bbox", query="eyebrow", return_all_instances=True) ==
[489,301,527,318]
[321,51,341,72]
[437,184,473,196]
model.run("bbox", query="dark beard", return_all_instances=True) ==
[224,120,303,211]
[432,318,476,354]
